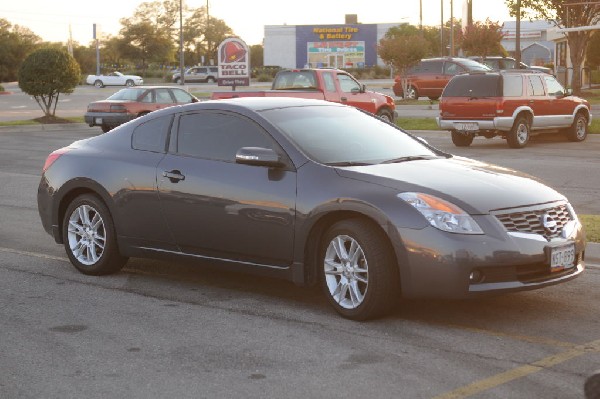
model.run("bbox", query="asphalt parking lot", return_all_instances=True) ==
[0,123,599,398]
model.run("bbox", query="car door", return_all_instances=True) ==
[337,72,376,113]
[156,110,297,266]
[542,75,576,128]
[525,74,551,129]
[187,67,201,82]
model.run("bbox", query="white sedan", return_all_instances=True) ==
[85,72,143,88]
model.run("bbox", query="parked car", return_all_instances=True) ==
[84,86,198,133]
[172,66,218,83]
[468,56,553,75]
[39,97,585,321]
[212,68,397,122]
[85,72,144,88]
[437,70,592,148]
[392,57,491,100]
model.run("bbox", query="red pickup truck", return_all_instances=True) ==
[211,69,397,122]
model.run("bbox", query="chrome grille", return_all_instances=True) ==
[493,203,573,240]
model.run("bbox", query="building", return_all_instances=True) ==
[501,20,559,67]
[263,19,402,69]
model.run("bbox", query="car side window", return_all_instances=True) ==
[171,89,194,103]
[155,88,174,104]
[177,112,275,162]
[322,72,336,92]
[198,68,207,74]
[527,75,545,96]
[503,75,523,97]
[423,60,443,74]
[443,62,464,76]
[338,74,360,93]
[140,91,153,103]
[132,115,173,152]
[544,76,565,96]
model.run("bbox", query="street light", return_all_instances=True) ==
[179,0,185,85]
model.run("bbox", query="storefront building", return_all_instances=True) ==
[263,22,400,69]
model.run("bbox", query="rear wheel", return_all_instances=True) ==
[565,112,588,142]
[319,219,399,320]
[62,194,128,275]
[207,76,216,83]
[451,130,474,147]
[100,124,111,133]
[94,80,104,88]
[173,77,181,84]
[403,86,418,100]
[507,116,530,148]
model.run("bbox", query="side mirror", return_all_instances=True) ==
[565,88,573,96]
[235,147,283,167]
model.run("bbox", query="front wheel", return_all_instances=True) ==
[451,130,474,147]
[320,219,399,320]
[565,112,588,142]
[403,86,418,100]
[507,116,530,148]
[376,109,394,123]
[125,79,135,87]
[62,194,128,275]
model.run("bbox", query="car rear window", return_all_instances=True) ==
[442,74,501,97]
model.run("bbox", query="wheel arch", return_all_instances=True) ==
[53,179,117,244]
[300,210,404,290]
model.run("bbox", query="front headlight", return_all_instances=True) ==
[398,192,484,235]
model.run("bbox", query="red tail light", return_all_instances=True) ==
[42,148,70,172]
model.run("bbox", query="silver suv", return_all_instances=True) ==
[172,66,218,84]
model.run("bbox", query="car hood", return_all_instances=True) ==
[335,156,565,214]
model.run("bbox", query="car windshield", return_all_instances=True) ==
[107,88,146,101]
[260,105,442,165]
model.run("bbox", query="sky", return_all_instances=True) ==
[1,0,514,46]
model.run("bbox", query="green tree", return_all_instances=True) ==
[250,44,263,68]
[119,19,175,71]
[585,31,600,69]
[505,0,600,94]
[378,26,430,99]
[0,19,41,82]
[460,18,505,57]
[18,48,81,118]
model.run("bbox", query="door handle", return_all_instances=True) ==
[163,170,185,183]
[341,97,348,102]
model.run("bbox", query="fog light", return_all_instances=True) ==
[469,269,484,284]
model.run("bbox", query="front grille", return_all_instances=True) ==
[493,202,573,241]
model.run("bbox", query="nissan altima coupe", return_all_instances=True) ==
[37,97,586,320]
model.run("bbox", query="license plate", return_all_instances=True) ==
[454,122,478,131]
[95,117,102,124]
[549,244,575,272]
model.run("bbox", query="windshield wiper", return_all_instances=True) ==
[379,155,437,164]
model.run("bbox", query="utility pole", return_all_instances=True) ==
[179,0,185,85]
[440,0,444,57]
[450,0,454,57]
[515,0,521,64]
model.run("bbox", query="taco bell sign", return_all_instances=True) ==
[217,38,250,87]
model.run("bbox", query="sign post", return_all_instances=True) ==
[217,38,250,91]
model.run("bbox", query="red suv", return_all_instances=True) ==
[392,57,490,100]
[436,71,592,148]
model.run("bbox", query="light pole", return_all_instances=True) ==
[179,0,185,85]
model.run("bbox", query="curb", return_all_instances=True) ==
[587,242,600,265]
[0,123,91,133]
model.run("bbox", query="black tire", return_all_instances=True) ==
[207,76,216,83]
[451,130,474,147]
[377,109,394,123]
[428,96,440,101]
[319,218,399,320]
[125,79,135,87]
[404,85,418,100]
[565,112,588,142]
[62,194,128,276]
[585,370,600,399]
[100,124,111,133]
[507,116,530,149]
[94,80,104,88]
[173,77,181,84]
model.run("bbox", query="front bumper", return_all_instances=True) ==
[391,215,586,299]
[436,116,515,132]
[84,112,136,128]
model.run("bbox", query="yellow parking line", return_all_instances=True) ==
[433,338,600,399]
[0,246,68,262]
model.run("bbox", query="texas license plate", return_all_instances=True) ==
[95,117,102,124]
[549,244,575,272]
[453,122,478,131]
